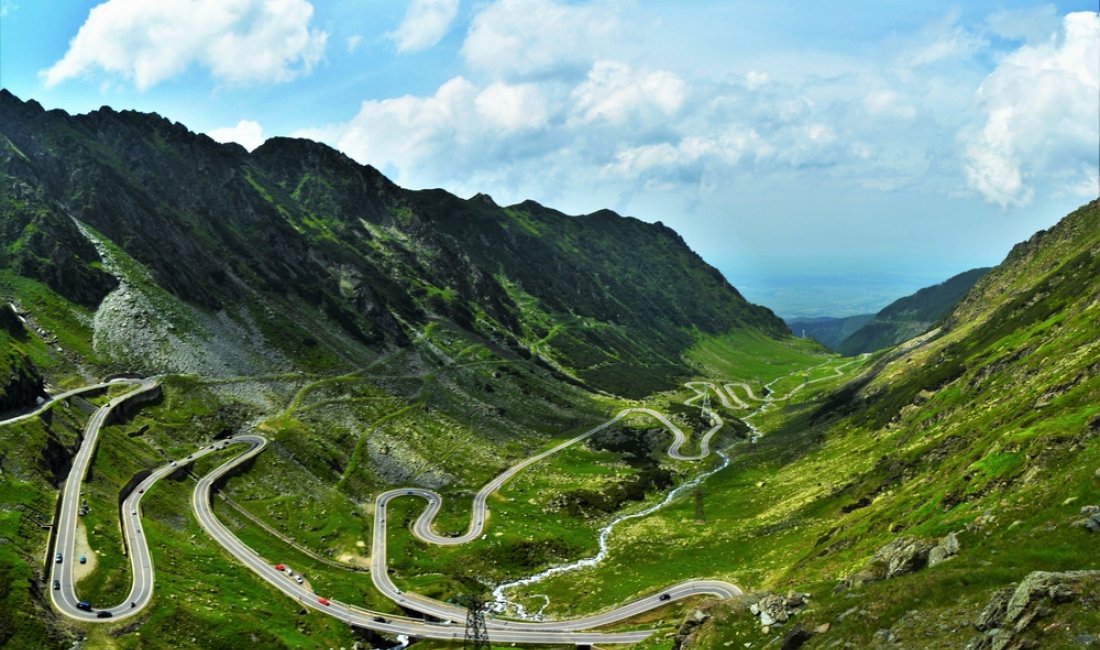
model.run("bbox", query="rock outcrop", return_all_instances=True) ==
[967,570,1100,650]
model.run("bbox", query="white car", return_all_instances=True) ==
[295,576,304,584]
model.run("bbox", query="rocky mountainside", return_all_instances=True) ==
[0,90,786,398]
[834,267,990,355]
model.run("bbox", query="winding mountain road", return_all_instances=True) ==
[11,356,864,642]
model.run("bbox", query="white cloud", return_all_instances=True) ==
[863,89,916,119]
[42,0,327,90]
[745,71,770,91]
[461,0,618,78]
[346,34,363,53]
[297,77,557,183]
[0,1,18,18]
[388,0,460,53]
[207,120,266,151]
[900,9,987,69]
[571,61,685,125]
[962,11,1100,207]
[475,82,549,132]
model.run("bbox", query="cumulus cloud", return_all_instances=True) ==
[296,77,557,183]
[962,11,1100,207]
[388,0,460,53]
[461,0,618,78]
[475,82,549,132]
[42,0,327,90]
[571,61,685,125]
[863,89,916,119]
[207,119,266,151]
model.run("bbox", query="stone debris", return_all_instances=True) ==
[748,591,810,628]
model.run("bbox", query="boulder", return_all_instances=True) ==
[871,536,936,579]
[929,532,961,567]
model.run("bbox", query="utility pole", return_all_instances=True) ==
[461,595,490,650]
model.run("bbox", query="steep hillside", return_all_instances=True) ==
[0,90,786,397]
[0,304,43,412]
[836,267,989,355]
[786,314,874,350]
[669,199,1099,648]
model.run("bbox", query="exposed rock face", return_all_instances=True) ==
[0,356,43,414]
[967,571,1100,650]
[0,308,44,413]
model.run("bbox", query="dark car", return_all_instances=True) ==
[658,593,671,601]
[53,580,60,590]
[55,553,62,563]
[76,601,92,611]
[96,610,113,618]
[373,616,387,623]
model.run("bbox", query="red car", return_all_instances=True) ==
[318,598,330,606]
[274,564,285,571]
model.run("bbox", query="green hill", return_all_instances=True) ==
[835,267,990,355]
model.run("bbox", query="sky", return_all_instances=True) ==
[1,1,1097,318]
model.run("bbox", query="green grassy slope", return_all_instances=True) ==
[673,199,1100,648]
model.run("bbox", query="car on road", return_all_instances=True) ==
[79,554,86,564]
[373,616,387,623]
[658,593,671,601]
[318,597,330,606]
[295,575,304,584]
[76,601,92,611]
[55,553,62,563]
[131,510,137,515]
[96,611,113,618]
[138,489,144,493]
[274,564,285,571]
[53,580,60,590]
[170,461,177,467]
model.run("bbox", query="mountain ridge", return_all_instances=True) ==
[0,89,788,398]
[835,266,990,355]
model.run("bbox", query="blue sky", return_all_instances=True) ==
[2,1,1097,317]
